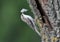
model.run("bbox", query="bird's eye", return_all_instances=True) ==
[21,15,25,20]
[21,14,23,17]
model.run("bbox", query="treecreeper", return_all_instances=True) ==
[21,0,60,42]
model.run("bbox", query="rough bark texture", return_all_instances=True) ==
[27,0,60,42]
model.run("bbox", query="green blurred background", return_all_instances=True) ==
[0,0,41,42]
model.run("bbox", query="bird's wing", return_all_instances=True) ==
[27,18,41,36]
[27,18,35,30]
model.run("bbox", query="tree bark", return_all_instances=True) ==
[27,0,60,42]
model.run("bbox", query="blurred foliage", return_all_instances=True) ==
[0,0,41,42]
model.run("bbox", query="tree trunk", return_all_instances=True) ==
[27,0,60,42]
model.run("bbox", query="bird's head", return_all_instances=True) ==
[21,14,27,23]
[20,8,28,13]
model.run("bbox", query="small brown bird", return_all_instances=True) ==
[21,8,41,36]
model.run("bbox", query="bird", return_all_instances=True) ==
[20,8,41,36]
